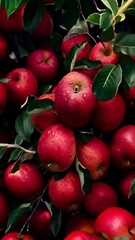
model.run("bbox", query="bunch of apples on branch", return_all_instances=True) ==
[0,0,135,239]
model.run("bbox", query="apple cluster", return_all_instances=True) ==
[0,1,135,240]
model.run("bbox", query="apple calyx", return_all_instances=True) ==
[101,232,110,240]
[74,84,80,93]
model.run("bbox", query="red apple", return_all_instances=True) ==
[64,231,97,240]
[1,232,34,240]
[118,171,135,200]
[37,123,76,172]
[94,207,135,239]
[110,125,135,169]
[89,41,119,65]
[122,85,135,108]
[0,5,25,32]
[29,204,52,238]
[84,181,118,217]
[4,162,44,202]
[33,9,53,39]
[26,49,59,82]
[0,33,8,60]
[92,93,126,132]
[61,33,92,62]
[5,68,38,105]
[65,213,95,235]
[0,82,7,114]
[77,136,110,180]
[31,93,60,133]
[54,71,97,128]
[0,192,10,229]
[48,171,84,212]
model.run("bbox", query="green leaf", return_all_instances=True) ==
[121,61,135,88]
[5,203,33,233]
[114,34,135,56]
[92,64,122,101]
[74,58,101,70]
[75,129,94,143]
[64,20,89,41]
[113,238,129,240]
[23,0,45,34]
[100,10,112,30]
[101,26,115,41]
[27,99,54,115]
[0,78,9,83]
[125,8,135,17]
[65,42,88,72]
[76,159,92,195]
[4,0,29,17]
[14,135,24,145]
[129,179,135,198]
[17,44,28,58]
[0,147,7,159]
[49,203,61,237]
[100,0,118,15]
[11,161,20,173]
[55,0,65,9]
[8,149,21,162]
[87,13,100,25]
[15,111,34,140]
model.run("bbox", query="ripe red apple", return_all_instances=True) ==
[118,171,135,200]
[29,204,52,238]
[5,68,38,105]
[54,71,97,128]
[4,162,44,202]
[94,207,135,239]
[31,93,60,133]
[92,93,126,132]
[26,49,59,82]
[0,5,25,32]
[0,192,10,229]
[33,9,53,39]
[77,136,110,180]
[110,125,135,169]
[65,213,95,235]
[1,232,34,240]
[0,33,8,60]
[122,85,135,108]
[61,33,92,62]
[0,82,7,114]
[48,171,84,212]
[89,41,119,65]
[37,123,76,172]
[64,231,100,240]
[84,181,118,217]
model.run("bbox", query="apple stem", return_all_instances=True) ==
[17,182,49,239]
[100,41,108,53]
[0,143,36,155]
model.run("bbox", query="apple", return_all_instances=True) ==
[26,49,59,82]
[0,82,7,114]
[65,213,95,235]
[29,204,52,238]
[61,33,92,62]
[0,5,25,32]
[94,207,135,239]
[110,125,135,169]
[89,41,119,65]
[54,71,97,128]
[84,181,118,217]
[77,136,110,180]
[0,33,8,60]
[37,123,76,172]
[0,192,10,229]
[48,171,84,212]
[4,162,44,202]
[122,85,135,108]
[31,93,60,133]
[64,231,100,240]
[118,171,135,200]
[1,232,34,240]
[5,68,38,105]
[33,9,53,39]
[92,93,126,132]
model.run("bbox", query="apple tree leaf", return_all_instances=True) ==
[46,202,61,237]
[87,13,100,25]
[76,159,92,195]
[75,128,94,143]
[92,64,122,101]
[74,58,101,70]
[113,34,135,56]
[8,149,22,163]
[125,8,135,17]
[121,61,135,89]
[129,179,135,198]
[113,238,129,240]
[23,0,45,34]
[5,203,33,233]
[65,42,88,72]
[100,9,112,30]
[4,0,29,17]
[101,26,115,41]
[0,147,7,159]
[55,0,65,9]
[100,0,118,15]
[27,98,54,115]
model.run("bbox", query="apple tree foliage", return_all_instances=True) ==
[0,0,135,239]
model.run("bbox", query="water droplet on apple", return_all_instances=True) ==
[82,94,87,99]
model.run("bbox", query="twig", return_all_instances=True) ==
[0,143,36,155]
